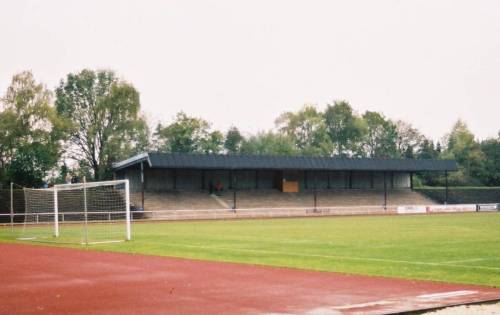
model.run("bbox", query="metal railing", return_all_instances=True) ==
[1,203,497,226]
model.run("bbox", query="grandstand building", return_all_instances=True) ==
[112,153,457,211]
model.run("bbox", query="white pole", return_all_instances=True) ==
[125,179,131,241]
[10,182,14,232]
[22,188,28,234]
[83,177,88,246]
[54,186,59,237]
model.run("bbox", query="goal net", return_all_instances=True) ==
[19,179,131,245]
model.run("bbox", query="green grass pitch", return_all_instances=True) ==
[1,212,499,287]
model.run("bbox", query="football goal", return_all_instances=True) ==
[19,179,131,245]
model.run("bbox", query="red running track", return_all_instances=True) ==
[0,243,499,315]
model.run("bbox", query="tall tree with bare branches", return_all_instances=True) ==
[55,69,149,180]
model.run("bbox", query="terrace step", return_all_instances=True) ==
[131,189,437,211]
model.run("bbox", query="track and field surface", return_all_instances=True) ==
[1,212,500,287]
[1,243,499,315]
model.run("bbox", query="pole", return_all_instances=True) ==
[313,191,317,211]
[233,190,236,211]
[445,170,448,205]
[383,172,387,210]
[313,172,318,211]
[54,185,59,237]
[10,182,14,233]
[140,161,145,210]
[83,177,88,246]
[125,179,131,241]
[232,172,237,211]
[22,187,28,233]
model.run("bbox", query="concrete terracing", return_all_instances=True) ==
[132,189,437,211]
[131,191,222,210]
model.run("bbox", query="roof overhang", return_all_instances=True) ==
[112,152,458,172]
[112,152,151,171]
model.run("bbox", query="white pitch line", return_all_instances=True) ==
[167,243,500,271]
[442,257,500,264]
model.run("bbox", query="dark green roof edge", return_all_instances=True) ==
[112,152,458,172]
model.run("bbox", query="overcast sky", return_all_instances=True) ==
[1,0,499,141]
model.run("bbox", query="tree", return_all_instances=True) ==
[324,101,366,156]
[436,141,442,154]
[0,108,17,175]
[240,132,299,156]
[224,126,244,154]
[441,120,485,185]
[479,133,500,185]
[202,130,224,154]
[0,71,64,186]
[361,111,398,158]
[446,120,485,181]
[415,139,441,185]
[394,120,424,158]
[275,105,331,156]
[55,69,149,180]
[417,139,439,159]
[154,112,222,154]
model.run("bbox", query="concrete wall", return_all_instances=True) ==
[256,170,275,189]
[117,168,141,192]
[352,171,371,189]
[329,171,348,188]
[373,172,385,189]
[176,169,203,190]
[393,172,410,188]
[118,167,411,191]
[146,169,174,191]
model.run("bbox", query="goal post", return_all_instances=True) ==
[125,179,131,241]
[20,179,131,245]
[54,187,59,237]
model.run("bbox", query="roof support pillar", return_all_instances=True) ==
[445,170,448,205]
[410,172,414,190]
[383,171,387,210]
[313,172,318,211]
[327,171,331,189]
[140,161,145,210]
[255,170,258,189]
[370,171,374,189]
[349,171,353,189]
[233,171,237,211]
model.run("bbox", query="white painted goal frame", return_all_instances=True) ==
[20,179,131,245]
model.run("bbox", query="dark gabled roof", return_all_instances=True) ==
[112,152,458,172]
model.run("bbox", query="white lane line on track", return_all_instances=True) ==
[418,290,478,300]
[332,300,394,310]
[167,243,500,271]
